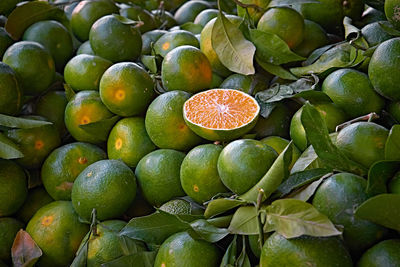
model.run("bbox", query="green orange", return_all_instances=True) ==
[237,0,270,23]
[159,199,204,215]
[0,27,13,58]
[135,149,186,207]
[141,29,167,55]
[16,187,54,223]
[389,172,400,193]
[153,30,199,57]
[76,41,94,55]
[154,231,220,267]
[261,136,301,170]
[385,0,400,29]
[41,142,106,200]
[294,20,329,58]
[71,159,137,220]
[358,239,400,267]
[145,90,203,151]
[99,62,155,116]
[194,9,219,27]
[26,201,89,267]
[174,0,211,24]
[0,217,24,263]
[361,21,393,47]
[0,62,22,115]
[220,73,269,95]
[119,4,158,33]
[180,144,229,204]
[107,117,156,167]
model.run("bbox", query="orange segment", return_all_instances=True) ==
[184,89,259,130]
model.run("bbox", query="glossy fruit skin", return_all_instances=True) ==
[71,159,137,221]
[385,0,400,29]
[180,144,228,204]
[107,117,156,167]
[312,173,388,256]
[161,45,212,93]
[41,142,106,200]
[322,68,385,117]
[141,29,167,55]
[257,7,305,49]
[361,21,393,47]
[26,201,89,267]
[220,73,269,95]
[261,136,301,170]
[159,199,204,215]
[0,27,14,58]
[336,122,388,168]
[389,172,400,194]
[194,9,219,27]
[145,91,203,151]
[174,0,211,25]
[357,239,400,267]
[260,233,353,267]
[294,20,329,57]
[154,231,220,267]
[3,41,55,96]
[99,62,155,116]
[23,20,73,71]
[0,62,22,116]
[369,38,400,101]
[119,5,158,33]
[0,217,24,263]
[135,149,186,207]
[76,40,94,55]
[217,139,278,195]
[64,54,112,91]
[70,0,118,42]
[154,30,199,57]
[89,15,142,62]
[16,187,54,224]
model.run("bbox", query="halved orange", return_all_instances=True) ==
[183,89,260,141]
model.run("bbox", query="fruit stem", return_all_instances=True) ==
[256,188,265,250]
[232,0,264,11]
[335,112,379,132]
[91,209,99,237]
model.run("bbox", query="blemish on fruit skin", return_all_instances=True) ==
[193,184,199,192]
[162,42,170,50]
[80,115,91,125]
[78,157,87,164]
[34,140,44,150]
[115,138,123,150]
[115,89,126,101]
[87,171,93,178]
[161,263,166,267]
[41,215,54,226]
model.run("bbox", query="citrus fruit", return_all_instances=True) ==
[180,144,229,204]
[145,90,203,151]
[159,199,204,215]
[135,149,186,207]
[194,9,219,26]
[261,136,301,170]
[6,116,61,169]
[211,72,224,88]
[217,139,278,195]
[64,90,114,144]
[361,21,393,47]
[78,220,146,267]
[64,54,112,91]
[89,14,142,62]
[385,0,400,29]
[220,73,269,95]
[123,188,154,219]
[42,142,106,200]
[290,103,348,151]
[16,187,54,223]
[322,68,385,117]
[369,38,400,101]
[161,45,212,93]
[294,20,329,57]
[174,0,211,25]
[258,7,305,49]
[35,91,68,136]
[360,7,387,26]
[107,117,156,167]
[152,9,177,28]
[0,27,13,58]
[358,239,400,267]
[200,15,242,77]
[26,201,89,267]
[153,30,199,57]
[2,41,55,96]
[141,29,167,55]
[389,172,400,194]
[99,62,156,116]
[154,231,220,267]
[70,0,118,42]
[0,0,20,16]
[237,0,270,23]
[120,4,158,33]
[183,89,260,141]
[0,217,24,263]
[259,233,353,267]
[0,62,22,115]
[312,172,388,256]
[76,40,94,55]
[71,159,137,221]
[22,20,73,71]
[336,122,388,168]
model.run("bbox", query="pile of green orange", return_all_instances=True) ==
[1,0,400,266]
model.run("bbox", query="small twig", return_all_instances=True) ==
[91,209,98,236]
[232,0,264,11]
[256,188,265,250]
[336,112,379,132]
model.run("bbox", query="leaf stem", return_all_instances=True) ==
[256,188,265,251]
[91,209,99,236]
[335,112,379,132]
[231,0,263,11]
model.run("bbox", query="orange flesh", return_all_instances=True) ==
[184,89,259,130]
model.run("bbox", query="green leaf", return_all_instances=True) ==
[180,22,203,34]
[264,199,341,238]
[250,29,305,65]
[0,114,52,129]
[0,133,24,159]
[220,235,237,266]
[141,55,158,74]
[301,102,368,176]
[267,0,319,7]
[228,206,258,235]
[79,116,120,142]
[113,14,140,26]
[101,251,157,267]
[236,236,251,267]
[70,241,88,267]
[5,1,68,40]
[304,44,336,66]
[189,219,229,243]
[118,235,147,255]
[378,21,400,37]
[287,175,327,201]
[274,168,332,198]
[385,125,400,160]
[355,194,400,231]
[211,10,255,75]
[119,210,191,245]
[290,145,324,173]
[204,197,245,219]
[64,83,76,101]
[206,215,233,228]
[255,56,298,80]
[343,17,360,40]
[12,230,43,267]
[366,161,400,197]
[240,142,293,203]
